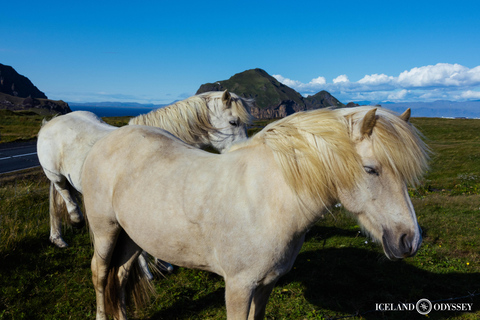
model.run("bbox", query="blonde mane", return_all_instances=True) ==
[340,106,430,186]
[129,91,252,146]
[230,107,429,206]
[232,109,363,205]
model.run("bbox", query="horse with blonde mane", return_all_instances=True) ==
[81,106,429,319]
[37,90,252,249]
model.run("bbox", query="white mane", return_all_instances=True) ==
[129,91,252,146]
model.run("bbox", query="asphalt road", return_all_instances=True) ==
[0,141,40,174]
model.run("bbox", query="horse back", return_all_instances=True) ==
[37,111,116,191]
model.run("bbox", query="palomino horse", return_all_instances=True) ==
[81,106,429,319]
[37,90,252,249]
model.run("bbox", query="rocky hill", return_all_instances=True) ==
[0,63,47,99]
[196,68,344,119]
[0,93,71,115]
[0,63,71,114]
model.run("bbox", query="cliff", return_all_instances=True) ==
[0,63,71,114]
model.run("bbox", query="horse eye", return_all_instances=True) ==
[364,166,379,176]
[229,120,239,127]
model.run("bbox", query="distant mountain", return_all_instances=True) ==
[304,90,344,110]
[196,68,343,119]
[0,63,47,99]
[346,99,480,118]
[0,63,71,114]
[377,100,480,118]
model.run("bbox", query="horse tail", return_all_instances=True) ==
[126,260,156,311]
[104,234,156,318]
[104,266,121,318]
[40,114,59,129]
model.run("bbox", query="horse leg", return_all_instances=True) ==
[155,258,174,274]
[225,278,255,319]
[248,281,277,320]
[137,251,153,281]
[137,252,174,280]
[49,182,69,248]
[115,233,146,320]
[53,178,84,227]
[91,232,119,320]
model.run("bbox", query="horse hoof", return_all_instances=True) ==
[71,219,85,229]
[50,237,69,248]
[156,260,174,274]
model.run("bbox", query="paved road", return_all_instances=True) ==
[0,141,40,174]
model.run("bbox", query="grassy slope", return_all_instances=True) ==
[0,110,52,143]
[0,116,479,319]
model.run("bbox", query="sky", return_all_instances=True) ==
[1,0,479,105]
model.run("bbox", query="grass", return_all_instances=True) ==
[1,115,480,319]
[411,118,480,196]
[0,111,130,144]
[0,110,54,143]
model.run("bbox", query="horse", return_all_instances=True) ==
[37,90,252,249]
[80,106,429,319]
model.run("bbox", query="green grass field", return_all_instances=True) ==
[0,113,479,319]
[0,110,51,143]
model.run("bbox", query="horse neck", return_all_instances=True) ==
[232,141,329,235]
[129,104,211,148]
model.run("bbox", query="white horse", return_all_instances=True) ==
[81,106,429,319]
[37,90,252,249]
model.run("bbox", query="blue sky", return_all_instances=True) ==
[1,0,479,104]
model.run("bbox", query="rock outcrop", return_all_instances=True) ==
[0,63,70,114]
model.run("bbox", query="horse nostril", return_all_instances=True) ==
[400,233,413,256]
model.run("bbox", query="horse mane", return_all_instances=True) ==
[340,106,430,186]
[232,109,363,205]
[128,91,252,146]
[230,107,429,206]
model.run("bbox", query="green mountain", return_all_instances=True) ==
[196,68,344,119]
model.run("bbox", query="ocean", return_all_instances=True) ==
[69,106,158,117]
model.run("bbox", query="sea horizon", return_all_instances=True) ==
[69,105,159,117]
[69,100,480,119]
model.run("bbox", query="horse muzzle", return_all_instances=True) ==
[381,226,422,261]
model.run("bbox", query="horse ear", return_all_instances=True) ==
[222,89,232,108]
[361,108,377,137]
[399,108,411,122]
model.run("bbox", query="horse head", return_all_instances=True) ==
[337,107,429,260]
[206,90,253,153]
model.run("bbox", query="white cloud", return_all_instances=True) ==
[311,76,327,85]
[396,63,480,88]
[358,73,394,85]
[460,90,480,100]
[387,89,409,100]
[273,74,326,92]
[333,75,349,83]
[272,74,302,88]
[274,63,480,102]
